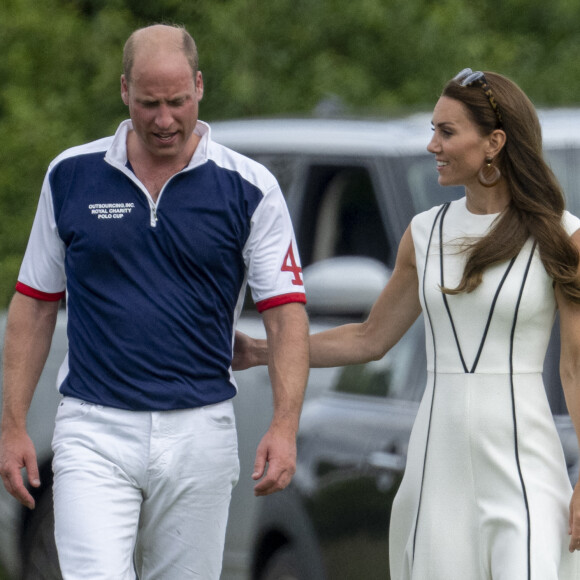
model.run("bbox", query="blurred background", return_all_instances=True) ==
[1,0,580,307]
[2,0,580,308]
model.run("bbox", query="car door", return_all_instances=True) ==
[296,319,427,580]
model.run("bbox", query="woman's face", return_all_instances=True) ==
[427,96,491,189]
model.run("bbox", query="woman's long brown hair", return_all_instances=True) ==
[441,72,580,303]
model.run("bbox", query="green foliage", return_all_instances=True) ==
[1,0,580,307]
[0,0,132,304]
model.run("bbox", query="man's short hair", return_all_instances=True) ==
[122,25,199,83]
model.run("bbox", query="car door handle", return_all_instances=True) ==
[366,450,406,473]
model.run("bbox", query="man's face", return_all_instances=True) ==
[121,50,203,164]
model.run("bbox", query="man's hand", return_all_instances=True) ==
[252,425,297,496]
[0,429,40,509]
[0,293,59,510]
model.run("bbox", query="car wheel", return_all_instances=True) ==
[260,545,303,580]
[21,486,63,580]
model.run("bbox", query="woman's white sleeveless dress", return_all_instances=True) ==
[389,197,580,580]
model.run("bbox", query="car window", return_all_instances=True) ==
[296,164,390,268]
[243,153,299,198]
[397,154,464,215]
[334,317,426,402]
[544,147,580,215]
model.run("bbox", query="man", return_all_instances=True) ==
[0,24,309,579]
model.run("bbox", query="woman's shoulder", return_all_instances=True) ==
[409,199,460,250]
[562,210,580,236]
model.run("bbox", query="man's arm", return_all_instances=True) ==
[252,302,309,496]
[0,292,60,509]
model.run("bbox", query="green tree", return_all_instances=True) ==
[0,0,132,303]
[1,0,580,307]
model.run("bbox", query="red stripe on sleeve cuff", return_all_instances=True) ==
[15,282,66,302]
[256,292,307,313]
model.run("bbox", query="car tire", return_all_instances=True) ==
[260,545,303,580]
[21,486,63,580]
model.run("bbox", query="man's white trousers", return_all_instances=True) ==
[52,397,240,579]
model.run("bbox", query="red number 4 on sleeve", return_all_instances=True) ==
[281,243,303,286]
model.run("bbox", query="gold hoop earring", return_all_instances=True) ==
[478,157,501,188]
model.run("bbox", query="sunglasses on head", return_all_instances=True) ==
[453,68,503,128]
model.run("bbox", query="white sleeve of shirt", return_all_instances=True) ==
[17,170,67,296]
[243,184,306,312]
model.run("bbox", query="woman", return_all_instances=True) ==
[234,69,580,579]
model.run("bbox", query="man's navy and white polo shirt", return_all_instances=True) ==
[17,120,306,411]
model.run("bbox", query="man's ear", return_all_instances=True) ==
[195,71,204,102]
[121,75,130,106]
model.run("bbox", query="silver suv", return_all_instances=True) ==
[2,110,580,579]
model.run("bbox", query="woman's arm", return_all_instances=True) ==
[233,225,422,369]
[308,225,421,366]
[555,228,580,551]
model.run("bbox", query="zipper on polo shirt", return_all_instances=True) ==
[147,174,175,228]
[149,202,158,227]
[113,162,160,228]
